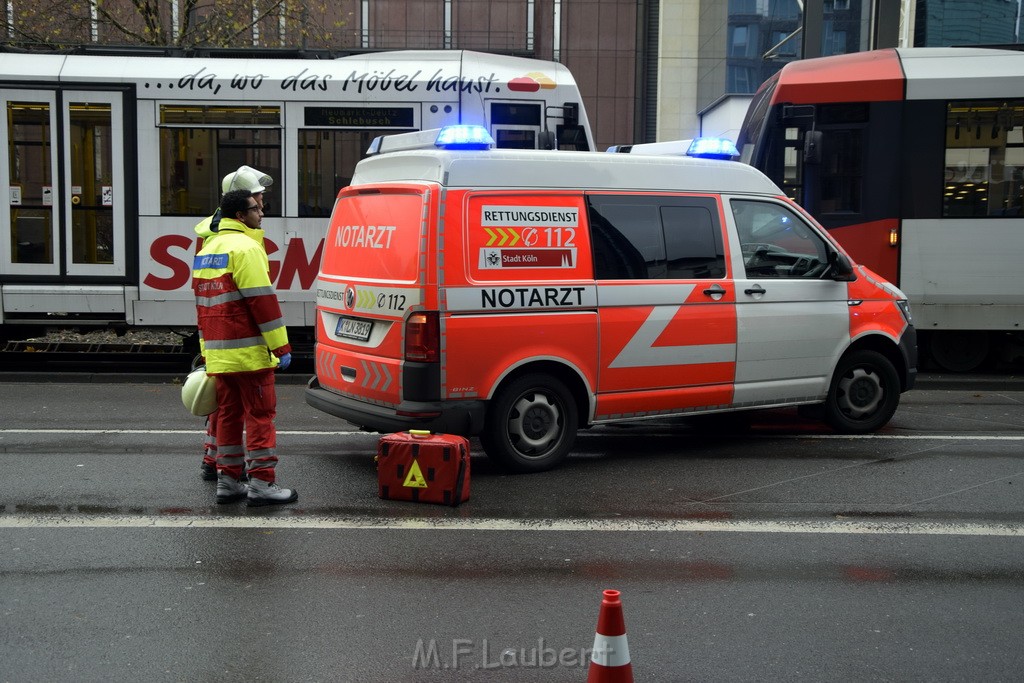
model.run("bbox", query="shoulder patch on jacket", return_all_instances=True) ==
[194,253,229,269]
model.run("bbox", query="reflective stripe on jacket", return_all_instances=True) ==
[192,217,290,374]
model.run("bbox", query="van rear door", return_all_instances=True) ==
[313,185,434,409]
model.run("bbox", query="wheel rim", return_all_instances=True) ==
[507,390,562,458]
[836,367,883,419]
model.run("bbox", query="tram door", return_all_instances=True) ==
[0,90,125,278]
[63,92,125,277]
[1,91,59,276]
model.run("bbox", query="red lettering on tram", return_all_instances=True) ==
[276,238,323,290]
[144,234,193,290]
[144,235,322,292]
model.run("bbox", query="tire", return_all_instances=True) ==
[480,373,578,473]
[824,350,900,434]
[927,330,991,373]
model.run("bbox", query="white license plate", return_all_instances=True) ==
[336,317,372,341]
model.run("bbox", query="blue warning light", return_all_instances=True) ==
[435,125,495,150]
[686,137,740,160]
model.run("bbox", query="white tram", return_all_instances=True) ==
[0,49,594,338]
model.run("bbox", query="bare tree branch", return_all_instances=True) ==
[4,0,340,51]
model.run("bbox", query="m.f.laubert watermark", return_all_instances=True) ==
[412,637,613,670]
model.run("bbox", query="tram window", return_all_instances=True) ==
[944,100,1024,218]
[818,128,862,213]
[494,129,536,149]
[782,127,802,195]
[69,103,114,265]
[491,103,541,126]
[298,129,394,217]
[158,105,281,217]
[557,124,590,151]
[8,101,53,264]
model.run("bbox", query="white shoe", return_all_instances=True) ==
[215,474,248,504]
[246,478,298,507]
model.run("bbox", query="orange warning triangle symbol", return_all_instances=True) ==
[403,459,428,488]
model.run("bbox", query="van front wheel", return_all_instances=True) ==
[824,350,900,434]
[481,373,578,473]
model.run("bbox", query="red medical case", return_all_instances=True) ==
[377,430,471,506]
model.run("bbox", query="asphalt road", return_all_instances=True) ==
[1,377,1023,682]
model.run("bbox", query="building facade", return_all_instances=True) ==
[3,0,1023,149]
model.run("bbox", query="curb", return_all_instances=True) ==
[0,373,1020,391]
[0,372,314,385]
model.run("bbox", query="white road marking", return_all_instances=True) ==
[0,515,1022,536]
[1,429,1023,440]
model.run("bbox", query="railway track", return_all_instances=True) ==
[0,337,314,375]
[0,340,194,373]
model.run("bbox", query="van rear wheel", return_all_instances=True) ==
[824,350,900,434]
[481,373,578,473]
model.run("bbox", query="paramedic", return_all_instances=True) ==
[195,166,273,482]
[192,189,298,507]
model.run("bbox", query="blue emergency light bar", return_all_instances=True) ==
[367,125,497,155]
[435,125,495,150]
[686,137,740,160]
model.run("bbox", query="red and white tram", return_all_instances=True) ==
[737,47,1024,371]
[0,49,593,341]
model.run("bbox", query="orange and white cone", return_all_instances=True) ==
[587,589,634,683]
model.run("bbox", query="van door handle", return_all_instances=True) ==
[702,284,726,297]
[744,285,766,295]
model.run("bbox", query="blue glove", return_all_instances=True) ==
[277,352,291,370]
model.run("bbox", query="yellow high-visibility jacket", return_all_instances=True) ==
[191,217,290,374]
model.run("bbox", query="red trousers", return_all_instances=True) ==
[214,369,279,483]
[202,409,219,467]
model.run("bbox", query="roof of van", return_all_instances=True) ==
[349,149,784,195]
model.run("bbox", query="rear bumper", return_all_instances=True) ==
[304,376,486,434]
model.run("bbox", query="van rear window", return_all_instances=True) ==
[321,191,426,283]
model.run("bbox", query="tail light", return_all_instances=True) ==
[405,311,439,362]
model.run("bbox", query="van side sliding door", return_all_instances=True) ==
[588,193,738,419]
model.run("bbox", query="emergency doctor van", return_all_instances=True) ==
[305,127,917,472]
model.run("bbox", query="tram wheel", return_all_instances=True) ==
[927,331,990,373]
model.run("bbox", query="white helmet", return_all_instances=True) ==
[181,367,218,416]
[222,165,273,194]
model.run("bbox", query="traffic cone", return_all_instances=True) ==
[587,589,634,683]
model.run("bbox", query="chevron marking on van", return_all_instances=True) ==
[609,305,736,369]
[360,360,393,391]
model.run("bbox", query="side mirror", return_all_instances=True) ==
[829,251,856,281]
[804,130,823,165]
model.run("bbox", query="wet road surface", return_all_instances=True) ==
[1,378,1023,681]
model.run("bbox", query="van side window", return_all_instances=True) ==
[661,205,726,279]
[588,195,724,280]
[730,199,831,279]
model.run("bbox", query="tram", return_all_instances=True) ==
[0,49,594,341]
[736,47,1024,371]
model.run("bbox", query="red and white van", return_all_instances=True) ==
[305,127,917,472]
